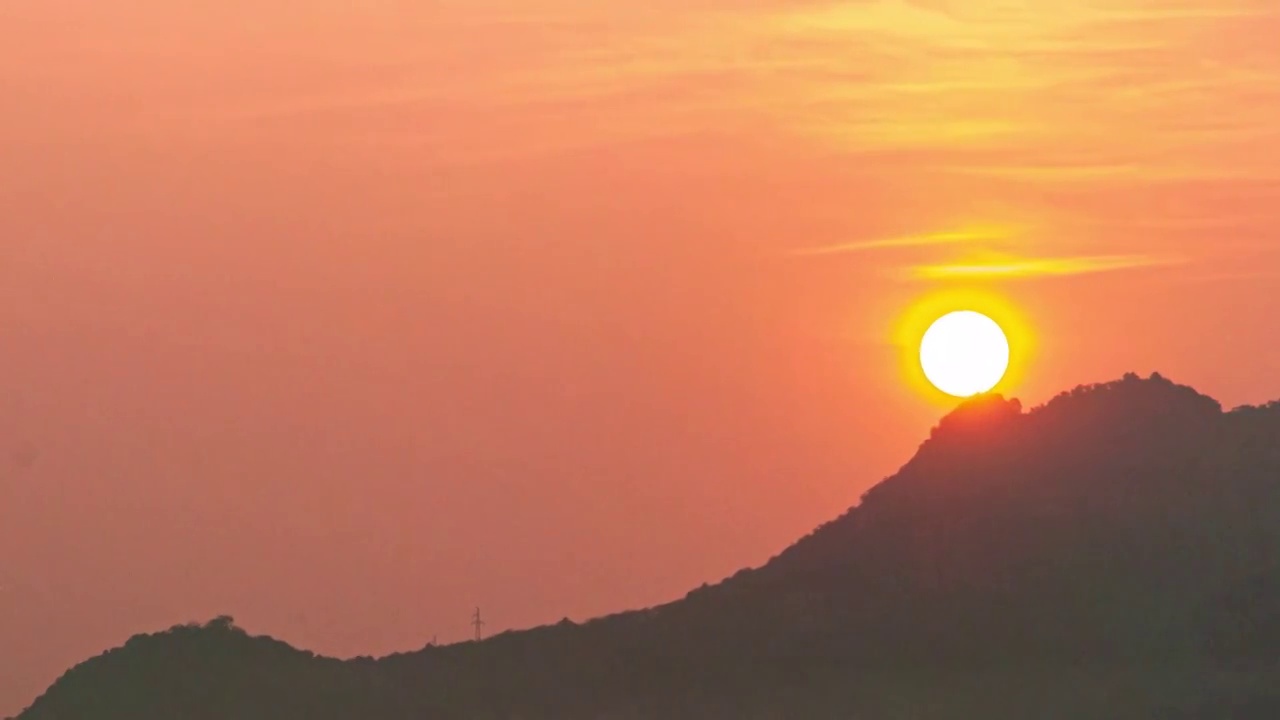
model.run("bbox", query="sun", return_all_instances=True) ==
[919,310,1010,398]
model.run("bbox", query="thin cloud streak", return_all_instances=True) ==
[912,254,1182,280]
[793,226,1017,256]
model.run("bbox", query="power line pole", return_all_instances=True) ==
[471,607,485,642]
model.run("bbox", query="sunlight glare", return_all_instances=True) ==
[919,311,1010,398]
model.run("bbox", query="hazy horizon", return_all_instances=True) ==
[5,0,1280,714]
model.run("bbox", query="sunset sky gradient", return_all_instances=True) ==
[4,0,1280,713]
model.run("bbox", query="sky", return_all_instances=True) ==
[3,0,1280,713]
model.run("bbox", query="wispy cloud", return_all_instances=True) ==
[944,164,1145,182]
[793,225,1017,256]
[911,254,1182,280]
[137,0,1280,183]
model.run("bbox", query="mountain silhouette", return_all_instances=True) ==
[13,373,1280,719]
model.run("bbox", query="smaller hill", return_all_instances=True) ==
[13,617,396,720]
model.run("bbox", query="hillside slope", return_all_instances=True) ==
[14,374,1280,719]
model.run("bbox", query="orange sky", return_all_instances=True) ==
[3,0,1280,713]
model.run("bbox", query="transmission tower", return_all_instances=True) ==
[471,607,485,642]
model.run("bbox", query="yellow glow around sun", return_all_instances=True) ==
[892,289,1032,403]
[920,311,1010,397]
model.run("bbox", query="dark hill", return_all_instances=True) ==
[14,374,1280,719]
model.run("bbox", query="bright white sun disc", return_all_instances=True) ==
[920,311,1010,398]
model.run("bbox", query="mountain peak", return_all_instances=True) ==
[924,372,1221,450]
[929,392,1023,439]
[757,373,1232,588]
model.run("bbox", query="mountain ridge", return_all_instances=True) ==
[14,373,1280,719]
